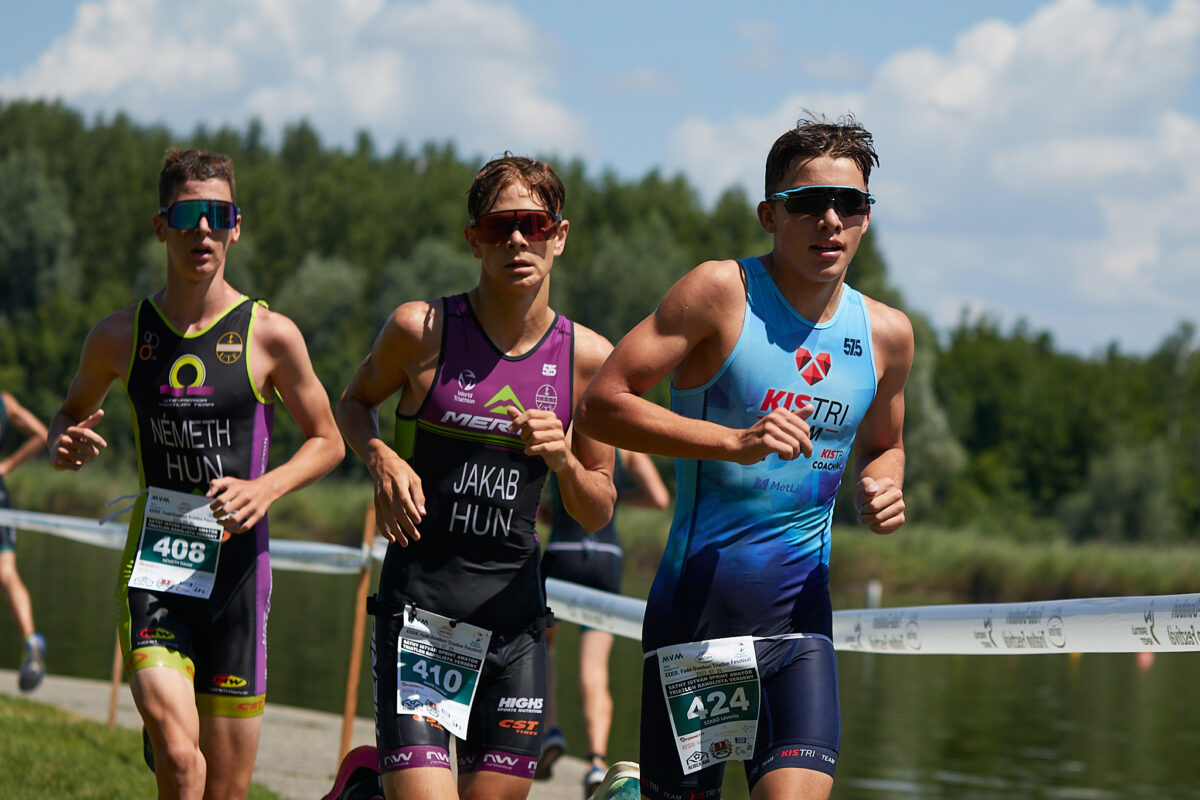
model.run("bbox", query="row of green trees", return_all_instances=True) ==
[1,100,1196,543]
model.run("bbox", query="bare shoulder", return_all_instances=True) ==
[249,302,306,353]
[862,295,914,370]
[570,321,614,378]
[84,304,138,374]
[655,258,744,330]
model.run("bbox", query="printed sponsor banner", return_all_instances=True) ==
[657,636,759,775]
[397,606,491,739]
[128,486,222,599]
[834,595,1200,654]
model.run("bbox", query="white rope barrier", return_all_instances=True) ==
[4,508,1198,654]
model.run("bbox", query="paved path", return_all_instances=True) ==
[0,669,588,799]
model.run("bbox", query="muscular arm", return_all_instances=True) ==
[576,259,813,464]
[336,301,439,545]
[542,324,616,532]
[0,393,49,478]
[852,300,914,535]
[208,306,345,533]
[48,309,133,470]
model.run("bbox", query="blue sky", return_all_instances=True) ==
[3,0,1198,355]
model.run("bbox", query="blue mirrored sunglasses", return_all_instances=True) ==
[766,185,875,217]
[158,199,240,231]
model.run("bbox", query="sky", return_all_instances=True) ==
[3,0,1199,355]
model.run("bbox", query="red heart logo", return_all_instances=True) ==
[795,348,832,385]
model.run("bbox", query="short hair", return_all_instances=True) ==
[467,154,565,221]
[763,113,879,197]
[158,148,237,207]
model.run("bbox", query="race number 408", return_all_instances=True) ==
[687,686,752,720]
[152,536,207,564]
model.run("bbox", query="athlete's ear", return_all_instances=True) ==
[551,218,569,257]
[464,226,483,259]
[153,212,168,242]
[757,200,777,234]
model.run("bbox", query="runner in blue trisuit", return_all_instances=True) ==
[576,115,914,800]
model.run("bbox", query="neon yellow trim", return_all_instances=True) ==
[197,693,266,718]
[127,645,196,682]
[147,295,250,338]
[128,299,144,378]
[416,419,523,450]
[246,301,272,405]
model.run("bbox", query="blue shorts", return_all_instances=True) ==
[640,635,840,800]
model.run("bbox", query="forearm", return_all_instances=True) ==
[856,446,905,488]
[255,434,344,504]
[576,391,737,461]
[336,396,393,472]
[3,435,47,473]
[553,454,616,533]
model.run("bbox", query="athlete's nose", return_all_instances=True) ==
[505,225,529,249]
[816,203,843,232]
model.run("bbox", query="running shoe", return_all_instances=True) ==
[17,632,45,692]
[587,761,641,800]
[322,745,384,800]
[583,762,608,797]
[534,726,567,780]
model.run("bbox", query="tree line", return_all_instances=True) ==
[1,99,1196,544]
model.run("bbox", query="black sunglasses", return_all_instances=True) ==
[766,185,875,218]
[158,199,240,231]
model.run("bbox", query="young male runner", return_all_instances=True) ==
[0,391,50,691]
[336,154,616,800]
[48,148,344,800]
[576,115,913,800]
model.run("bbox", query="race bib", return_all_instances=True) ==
[128,486,222,599]
[397,606,491,739]
[657,636,760,775]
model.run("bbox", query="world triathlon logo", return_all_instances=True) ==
[796,347,832,386]
[160,355,214,397]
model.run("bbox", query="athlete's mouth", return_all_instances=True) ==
[812,241,844,255]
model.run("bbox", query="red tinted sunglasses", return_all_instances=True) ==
[469,209,562,245]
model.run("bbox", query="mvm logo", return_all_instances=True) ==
[660,651,686,663]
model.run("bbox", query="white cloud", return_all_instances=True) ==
[606,66,680,97]
[667,0,1200,352]
[0,0,587,159]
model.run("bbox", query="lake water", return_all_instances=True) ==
[5,533,1200,799]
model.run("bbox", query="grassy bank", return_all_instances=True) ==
[0,694,279,799]
[12,466,1199,603]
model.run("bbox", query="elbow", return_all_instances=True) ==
[573,393,600,441]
